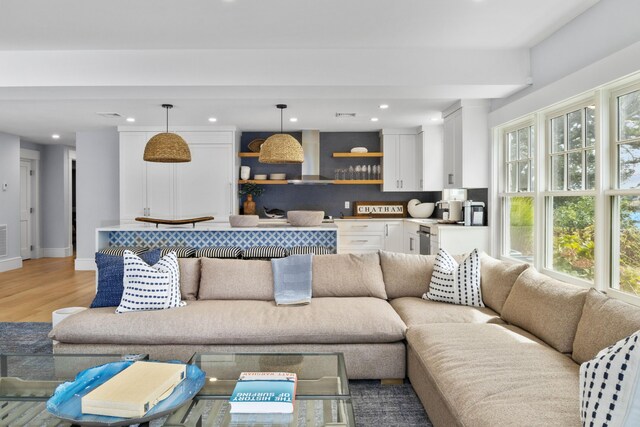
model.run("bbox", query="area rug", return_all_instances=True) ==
[0,322,432,426]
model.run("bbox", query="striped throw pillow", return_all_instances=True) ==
[160,246,196,258]
[289,246,332,255]
[580,330,640,426]
[98,246,149,256]
[195,246,242,259]
[242,246,288,260]
[423,248,483,307]
[116,250,185,313]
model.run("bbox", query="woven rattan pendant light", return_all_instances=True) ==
[259,104,304,164]
[143,104,191,163]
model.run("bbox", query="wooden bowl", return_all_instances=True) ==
[287,210,325,227]
[229,215,259,227]
[248,139,265,152]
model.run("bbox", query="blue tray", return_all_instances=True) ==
[47,360,205,426]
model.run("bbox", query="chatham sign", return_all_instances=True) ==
[353,201,407,218]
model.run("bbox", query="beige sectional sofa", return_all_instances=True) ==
[49,251,640,426]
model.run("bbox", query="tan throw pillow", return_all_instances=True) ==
[312,253,387,299]
[479,252,530,314]
[501,267,588,353]
[178,258,200,301]
[572,288,640,364]
[198,258,274,301]
[379,251,436,299]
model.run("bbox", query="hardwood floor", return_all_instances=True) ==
[0,257,95,322]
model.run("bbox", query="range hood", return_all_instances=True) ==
[287,130,334,185]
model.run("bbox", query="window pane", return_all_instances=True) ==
[551,116,565,153]
[518,128,529,159]
[508,163,517,192]
[614,196,640,297]
[586,149,596,190]
[507,197,534,262]
[618,90,640,141]
[508,132,517,161]
[619,141,640,189]
[518,161,529,192]
[586,106,596,147]
[529,160,535,190]
[567,109,583,150]
[550,196,595,281]
[567,151,584,190]
[552,154,565,190]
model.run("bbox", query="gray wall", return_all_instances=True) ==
[493,0,640,110]
[75,129,120,261]
[0,132,21,264]
[40,144,71,251]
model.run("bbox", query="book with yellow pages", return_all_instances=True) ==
[81,361,186,418]
[229,372,297,414]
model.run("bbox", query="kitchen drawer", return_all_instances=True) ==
[336,221,385,233]
[338,233,384,250]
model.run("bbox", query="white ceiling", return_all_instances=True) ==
[0,0,600,145]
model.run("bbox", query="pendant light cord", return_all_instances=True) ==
[280,108,283,133]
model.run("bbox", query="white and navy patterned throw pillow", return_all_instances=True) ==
[195,246,242,259]
[116,250,185,314]
[98,246,149,256]
[289,246,332,255]
[580,330,640,427]
[423,248,483,307]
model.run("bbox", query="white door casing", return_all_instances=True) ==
[19,160,31,259]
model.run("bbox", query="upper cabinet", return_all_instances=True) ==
[119,127,239,223]
[442,100,490,189]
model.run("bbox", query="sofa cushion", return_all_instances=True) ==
[195,246,242,259]
[572,289,640,364]
[479,252,530,314]
[98,246,149,256]
[501,267,588,353]
[379,251,435,299]
[312,253,387,299]
[178,258,200,301]
[288,246,332,255]
[160,246,196,258]
[242,246,288,260]
[390,297,503,327]
[198,258,274,301]
[50,298,407,345]
[407,323,581,427]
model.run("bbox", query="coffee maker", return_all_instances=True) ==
[463,200,485,226]
[436,189,466,223]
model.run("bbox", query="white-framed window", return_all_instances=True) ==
[544,102,597,283]
[501,122,535,263]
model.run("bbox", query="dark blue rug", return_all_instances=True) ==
[0,322,431,426]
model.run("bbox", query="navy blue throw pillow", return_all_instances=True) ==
[90,249,161,308]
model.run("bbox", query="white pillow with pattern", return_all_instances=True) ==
[423,248,483,307]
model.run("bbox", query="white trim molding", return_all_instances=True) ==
[43,247,73,258]
[0,257,22,273]
[74,258,96,271]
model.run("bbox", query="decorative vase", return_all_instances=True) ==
[243,194,256,215]
[240,166,251,180]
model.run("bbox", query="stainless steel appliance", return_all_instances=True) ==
[419,224,435,255]
[463,201,485,226]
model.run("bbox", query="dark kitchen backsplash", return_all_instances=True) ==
[239,131,487,221]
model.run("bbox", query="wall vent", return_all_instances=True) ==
[335,112,357,118]
[96,112,123,118]
[0,225,6,257]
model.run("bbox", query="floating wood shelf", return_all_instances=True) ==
[333,180,383,185]
[238,152,261,158]
[332,152,383,158]
[238,179,288,185]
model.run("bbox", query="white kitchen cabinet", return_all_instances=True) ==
[442,101,490,189]
[337,220,404,254]
[418,126,444,191]
[381,130,421,192]
[404,221,420,255]
[431,224,490,255]
[119,127,238,223]
[383,220,404,252]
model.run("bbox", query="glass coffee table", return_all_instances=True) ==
[163,353,355,427]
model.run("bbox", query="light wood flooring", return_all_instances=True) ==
[0,256,95,322]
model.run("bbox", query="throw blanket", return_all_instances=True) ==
[272,254,313,305]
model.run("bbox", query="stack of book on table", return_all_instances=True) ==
[229,371,298,415]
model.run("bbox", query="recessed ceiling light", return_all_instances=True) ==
[371,118,379,122]
[51,134,60,139]
[289,117,298,122]
[379,104,389,109]
[431,117,440,122]
[126,117,135,122]
[208,117,217,122]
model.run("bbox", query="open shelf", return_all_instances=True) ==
[333,180,383,185]
[332,152,383,158]
[238,179,288,185]
[238,152,260,158]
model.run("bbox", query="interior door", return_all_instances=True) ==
[19,160,32,259]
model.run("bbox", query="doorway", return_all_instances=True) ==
[19,160,32,259]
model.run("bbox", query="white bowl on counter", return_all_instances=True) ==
[229,215,259,227]
[287,210,325,227]
[407,199,435,218]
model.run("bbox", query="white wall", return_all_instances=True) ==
[0,132,22,272]
[40,144,72,256]
[75,129,120,270]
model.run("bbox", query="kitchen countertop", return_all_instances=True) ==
[97,220,338,232]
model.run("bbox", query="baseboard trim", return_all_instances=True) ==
[75,258,96,271]
[0,257,23,273]
[43,247,73,258]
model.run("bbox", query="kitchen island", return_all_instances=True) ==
[96,221,338,253]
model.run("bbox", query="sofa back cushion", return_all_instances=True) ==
[479,252,530,314]
[178,258,200,301]
[312,253,387,299]
[501,267,588,353]
[379,251,435,299]
[198,258,274,300]
[572,289,640,363]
